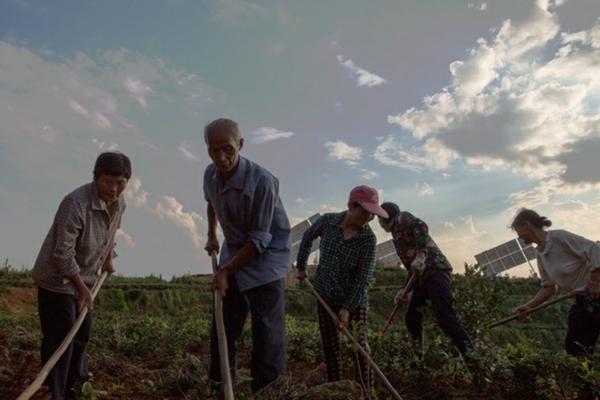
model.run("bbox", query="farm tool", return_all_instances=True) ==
[211,252,235,400]
[303,278,405,400]
[17,271,109,400]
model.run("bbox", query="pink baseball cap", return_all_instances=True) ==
[348,185,389,218]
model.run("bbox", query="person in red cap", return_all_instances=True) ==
[296,185,387,394]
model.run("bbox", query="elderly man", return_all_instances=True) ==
[32,152,130,400]
[203,118,291,394]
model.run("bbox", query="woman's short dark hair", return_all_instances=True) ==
[93,152,132,180]
[511,208,552,230]
[380,202,400,220]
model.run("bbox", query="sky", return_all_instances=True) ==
[0,0,599,279]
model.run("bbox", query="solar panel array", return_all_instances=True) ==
[290,213,321,263]
[376,239,401,266]
[474,238,536,276]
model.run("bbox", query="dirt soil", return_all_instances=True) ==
[0,287,36,315]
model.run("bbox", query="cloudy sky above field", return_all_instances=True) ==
[1,0,599,278]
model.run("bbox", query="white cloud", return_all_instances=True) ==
[442,221,456,229]
[467,2,487,11]
[40,125,62,143]
[94,112,112,129]
[154,195,204,248]
[336,55,387,88]
[434,214,492,272]
[68,99,90,117]
[386,2,600,193]
[417,182,434,197]
[251,126,295,144]
[92,138,118,151]
[124,176,148,207]
[177,141,200,162]
[373,135,458,172]
[320,203,343,213]
[359,169,378,181]
[325,140,363,166]
[296,197,306,206]
[116,228,136,248]
[124,76,153,108]
[549,199,600,240]
[325,141,381,178]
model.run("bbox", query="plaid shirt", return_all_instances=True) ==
[296,212,376,311]
[391,211,452,273]
[32,182,125,295]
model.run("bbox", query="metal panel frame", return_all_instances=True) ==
[474,238,537,276]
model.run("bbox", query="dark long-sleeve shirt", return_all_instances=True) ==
[390,211,452,273]
[296,212,376,311]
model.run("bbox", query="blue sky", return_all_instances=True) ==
[1,0,599,278]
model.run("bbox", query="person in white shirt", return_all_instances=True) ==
[512,208,600,355]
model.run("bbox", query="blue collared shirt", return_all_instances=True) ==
[203,156,291,291]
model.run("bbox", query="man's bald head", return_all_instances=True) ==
[204,118,241,143]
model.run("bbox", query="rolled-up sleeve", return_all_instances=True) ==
[537,255,555,288]
[296,215,327,272]
[49,197,83,278]
[247,176,278,254]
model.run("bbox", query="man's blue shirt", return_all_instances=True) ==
[203,156,291,291]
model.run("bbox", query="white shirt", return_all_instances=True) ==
[537,229,600,291]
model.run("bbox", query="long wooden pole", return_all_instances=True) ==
[303,279,404,400]
[17,271,109,400]
[211,253,234,400]
[378,273,417,342]
[487,291,577,329]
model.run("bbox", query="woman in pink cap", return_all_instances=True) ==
[296,185,388,394]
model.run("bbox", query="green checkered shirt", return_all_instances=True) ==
[296,212,376,311]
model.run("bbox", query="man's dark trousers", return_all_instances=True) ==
[405,269,471,354]
[210,275,287,393]
[38,287,92,400]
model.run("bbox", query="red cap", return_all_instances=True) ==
[348,185,388,218]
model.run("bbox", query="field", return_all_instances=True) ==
[1,261,599,400]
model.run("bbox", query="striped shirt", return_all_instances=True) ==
[32,182,125,295]
[296,212,376,311]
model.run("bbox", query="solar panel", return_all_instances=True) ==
[376,239,402,267]
[290,214,321,263]
[290,220,311,245]
[474,238,537,276]
[376,239,396,260]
